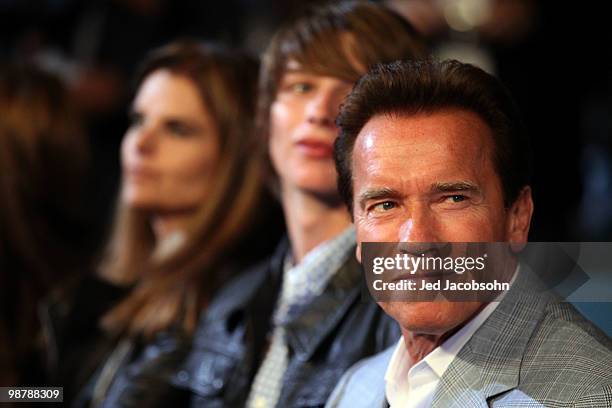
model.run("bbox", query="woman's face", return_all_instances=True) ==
[121,69,220,213]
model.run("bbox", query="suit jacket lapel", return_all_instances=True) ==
[432,268,551,407]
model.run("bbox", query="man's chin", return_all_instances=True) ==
[378,300,483,336]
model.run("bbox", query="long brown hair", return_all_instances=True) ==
[0,64,88,385]
[99,41,263,339]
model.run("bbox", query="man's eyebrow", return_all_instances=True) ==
[358,187,402,209]
[430,181,480,194]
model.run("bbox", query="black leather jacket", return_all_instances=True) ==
[173,238,401,407]
[42,275,192,408]
[41,195,286,407]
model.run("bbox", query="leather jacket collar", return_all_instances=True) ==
[283,254,362,361]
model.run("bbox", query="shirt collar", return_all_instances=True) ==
[274,225,356,323]
[284,225,356,272]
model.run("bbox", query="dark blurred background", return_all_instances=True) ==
[2,0,611,331]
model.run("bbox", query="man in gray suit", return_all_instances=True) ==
[326,59,612,407]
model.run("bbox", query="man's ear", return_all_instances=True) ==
[506,186,534,252]
[356,243,362,263]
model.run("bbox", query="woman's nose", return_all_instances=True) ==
[305,90,339,128]
[133,126,157,154]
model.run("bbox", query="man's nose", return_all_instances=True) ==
[305,90,338,128]
[397,208,442,259]
[398,205,437,244]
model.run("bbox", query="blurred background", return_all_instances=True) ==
[1,0,611,331]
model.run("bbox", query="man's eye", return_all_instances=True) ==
[446,195,467,203]
[372,201,396,212]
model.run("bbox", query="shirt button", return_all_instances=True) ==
[212,378,224,389]
[177,370,190,383]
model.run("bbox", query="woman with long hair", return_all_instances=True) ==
[46,41,282,406]
[0,64,91,387]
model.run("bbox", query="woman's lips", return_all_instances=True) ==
[125,166,157,181]
[296,140,334,159]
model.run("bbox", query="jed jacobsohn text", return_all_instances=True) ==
[372,278,510,291]
[372,253,487,275]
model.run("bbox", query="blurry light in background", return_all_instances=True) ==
[442,0,492,32]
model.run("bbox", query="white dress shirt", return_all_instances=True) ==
[384,265,519,407]
[384,301,499,408]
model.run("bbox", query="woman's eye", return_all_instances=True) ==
[291,82,312,93]
[167,121,193,137]
[372,201,396,212]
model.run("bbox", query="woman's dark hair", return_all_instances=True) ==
[335,59,532,212]
[0,64,88,385]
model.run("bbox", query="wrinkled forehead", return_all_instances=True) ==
[352,111,498,191]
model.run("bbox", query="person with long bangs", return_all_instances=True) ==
[172,2,428,407]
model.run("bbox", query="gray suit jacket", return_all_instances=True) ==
[326,269,612,407]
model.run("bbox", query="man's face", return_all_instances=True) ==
[269,61,353,198]
[352,109,532,335]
